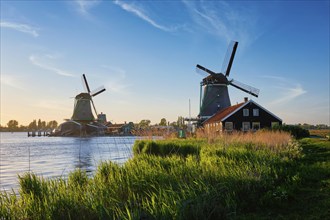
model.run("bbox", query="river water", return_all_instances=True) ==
[0,132,136,192]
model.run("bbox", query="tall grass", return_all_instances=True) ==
[131,127,178,139]
[197,129,294,152]
[1,130,309,219]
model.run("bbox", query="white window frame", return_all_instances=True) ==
[242,122,250,131]
[225,122,233,131]
[253,109,259,117]
[252,122,260,130]
[243,109,249,117]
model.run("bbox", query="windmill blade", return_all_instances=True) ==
[91,86,106,97]
[82,74,91,93]
[196,64,216,76]
[90,98,98,116]
[221,41,238,77]
[229,79,259,97]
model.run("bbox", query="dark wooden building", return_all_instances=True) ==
[203,98,282,132]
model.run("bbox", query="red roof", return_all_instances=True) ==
[203,102,245,124]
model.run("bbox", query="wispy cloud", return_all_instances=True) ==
[182,1,260,47]
[100,65,131,94]
[74,0,101,16]
[260,75,307,105]
[0,74,25,90]
[105,81,131,94]
[101,65,126,78]
[114,0,178,32]
[34,100,72,112]
[0,21,39,37]
[29,54,75,77]
[269,84,307,106]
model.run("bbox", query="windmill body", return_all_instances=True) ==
[200,82,231,120]
[197,41,260,123]
[71,93,95,122]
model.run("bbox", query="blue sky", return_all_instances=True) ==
[1,0,329,126]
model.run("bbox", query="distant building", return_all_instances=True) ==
[97,112,107,124]
[106,122,134,135]
[203,98,282,132]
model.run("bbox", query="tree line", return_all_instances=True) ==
[0,119,58,132]
[296,123,329,130]
[3,118,326,133]
[0,117,184,132]
[135,116,187,129]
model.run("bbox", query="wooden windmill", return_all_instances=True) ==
[53,74,107,136]
[196,41,260,121]
[71,74,106,122]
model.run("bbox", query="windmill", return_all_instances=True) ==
[53,74,106,136]
[71,74,106,122]
[196,41,260,121]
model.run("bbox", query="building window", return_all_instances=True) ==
[271,122,279,128]
[252,122,260,130]
[242,122,250,131]
[225,122,233,131]
[253,109,259,116]
[243,109,249,117]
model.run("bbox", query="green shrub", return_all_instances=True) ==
[273,124,310,139]
[132,139,201,157]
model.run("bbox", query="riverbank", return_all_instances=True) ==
[1,131,329,219]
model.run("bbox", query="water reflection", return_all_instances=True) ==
[73,137,93,173]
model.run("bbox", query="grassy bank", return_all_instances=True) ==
[1,131,329,219]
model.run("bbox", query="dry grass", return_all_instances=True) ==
[196,127,293,152]
[132,127,178,139]
[133,126,294,152]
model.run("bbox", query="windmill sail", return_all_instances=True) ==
[196,64,216,75]
[221,41,238,77]
[91,86,106,97]
[229,79,259,97]
[90,98,98,116]
[82,74,91,93]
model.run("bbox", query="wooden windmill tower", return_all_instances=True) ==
[197,41,260,122]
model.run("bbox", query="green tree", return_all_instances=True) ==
[28,120,37,130]
[177,116,186,129]
[7,120,18,131]
[159,118,167,126]
[37,119,42,129]
[139,119,151,129]
[170,121,178,127]
[47,120,58,129]
[41,121,46,129]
